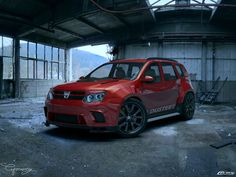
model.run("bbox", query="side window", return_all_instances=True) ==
[113,64,128,79]
[162,63,177,81]
[130,66,140,80]
[144,63,161,82]
[175,65,185,77]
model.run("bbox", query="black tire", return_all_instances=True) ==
[117,99,147,138]
[181,93,195,120]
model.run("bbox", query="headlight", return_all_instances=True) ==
[83,92,105,103]
[47,89,53,100]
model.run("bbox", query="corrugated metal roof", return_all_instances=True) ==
[0,0,235,48]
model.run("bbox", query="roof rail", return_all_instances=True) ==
[146,57,177,62]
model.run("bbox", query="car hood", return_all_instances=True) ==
[53,79,131,92]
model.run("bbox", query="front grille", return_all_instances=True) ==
[53,90,85,100]
[53,114,78,124]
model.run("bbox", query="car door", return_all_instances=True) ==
[140,62,168,115]
[159,62,179,110]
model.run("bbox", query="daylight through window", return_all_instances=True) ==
[0,36,13,80]
[20,40,65,80]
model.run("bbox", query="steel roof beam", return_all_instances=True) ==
[209,0,223,21]
[209,0,217,3]
[0,11,54,34]
[54,26,84,39]
[192,0,212,9]
[21,33,66,48]
[145,0,156,22]
[110,14,131,28]
[76,17,105,34]
[156,0,175,11]
[192,0,202,4]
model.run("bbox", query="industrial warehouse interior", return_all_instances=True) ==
[0,0,236,177]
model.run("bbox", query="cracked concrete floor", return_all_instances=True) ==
[0,98,236,177]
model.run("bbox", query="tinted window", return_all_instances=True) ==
[130,65,141,80]
[86,62,144,81]
[162,63,177,81]
[175,65,185,77]
[144,63,161,82]
[90,64,112,79]
[113,64,128,78]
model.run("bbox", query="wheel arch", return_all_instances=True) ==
[185,91,195,97]
[122,95,143,104]
[121,95,148,115]
[178,90,195,104]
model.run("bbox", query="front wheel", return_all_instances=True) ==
[117,99,147,138]
[181,93,195,120]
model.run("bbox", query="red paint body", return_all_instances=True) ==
[44,58,194,130]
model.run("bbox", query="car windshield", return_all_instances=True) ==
[83,62,144,81]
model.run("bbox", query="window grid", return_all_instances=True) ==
[19,40,65,80]
[0,36,14,80]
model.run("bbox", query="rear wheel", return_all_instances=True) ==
[181,93,195,120]
[117,99,147,138]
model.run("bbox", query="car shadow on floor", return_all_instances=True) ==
[42,116,184,141]
[146,116,183,131]
[43,127,122,142]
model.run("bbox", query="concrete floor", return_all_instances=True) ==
[0,98,235,177]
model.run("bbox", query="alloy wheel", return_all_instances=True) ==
[118,100,146,136]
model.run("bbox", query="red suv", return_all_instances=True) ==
[44,58,195,137]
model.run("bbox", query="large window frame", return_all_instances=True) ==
[0,36,14,80]
[20,40,65,80]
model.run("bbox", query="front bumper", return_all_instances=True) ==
[44,119,118,132]
[44,100,120,129]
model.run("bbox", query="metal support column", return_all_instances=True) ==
[117,45,125,60]
[201,41,207,91]
[14,38,20,98]
[0,56,3,99]
[65,48,72,82]
[157,40,163,57]
[212,42,216,81]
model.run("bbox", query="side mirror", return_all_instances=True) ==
[79,76,85,80]
[142,75,154,83]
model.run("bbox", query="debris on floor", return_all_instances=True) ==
[210,140,233,149]
[0,98,236,177]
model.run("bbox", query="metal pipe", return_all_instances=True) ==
[90,0,236,14]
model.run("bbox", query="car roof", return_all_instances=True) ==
[110,59,147,63]
[110,58,178,64]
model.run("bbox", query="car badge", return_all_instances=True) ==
[64,91,70,99]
